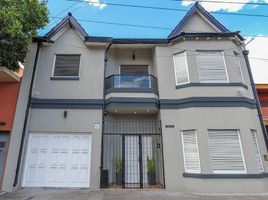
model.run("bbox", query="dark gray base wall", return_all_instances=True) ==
[160,107,268,193]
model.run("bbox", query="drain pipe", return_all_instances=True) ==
[13,41,42,187]
[243,50,268,150]
[100,42,112,171]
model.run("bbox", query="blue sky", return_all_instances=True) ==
[40,0,268,38]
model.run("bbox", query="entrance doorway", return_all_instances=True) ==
[102,120,164,189]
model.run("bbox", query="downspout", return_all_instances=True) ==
[100,42,112,170]
[13,41,42,187]
[243,50,268,150]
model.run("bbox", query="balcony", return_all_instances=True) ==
[105,74,158,95]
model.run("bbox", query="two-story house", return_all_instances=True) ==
[2,2,268,194]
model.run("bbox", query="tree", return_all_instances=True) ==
[0,0,49,71]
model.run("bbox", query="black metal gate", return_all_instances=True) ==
[102,120,164,189]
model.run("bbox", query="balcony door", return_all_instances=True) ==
[119,65,150,88]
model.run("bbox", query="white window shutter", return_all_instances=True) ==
[234,53,244,83]
[182,130,201,173]
[251,130,264,173]
[208,130,246,174]
[173,52,189,85]
[196,51,228,83]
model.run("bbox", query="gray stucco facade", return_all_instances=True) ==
[2,2,268,195]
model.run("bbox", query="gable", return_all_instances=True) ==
[168,2,230,40]
[181,13,219,33]
[45,13,88,42]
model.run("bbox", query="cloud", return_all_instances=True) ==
[85,0,106,10]
[181,0,257,12]
[246,37,268,84]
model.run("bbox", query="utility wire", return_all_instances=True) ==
[155,0,268,6]
[65,0,268,18]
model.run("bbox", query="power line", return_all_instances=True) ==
[46,16,268,39]
[65,0,268,18]
[157,0,268,6]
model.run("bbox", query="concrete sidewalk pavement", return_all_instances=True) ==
[1,188,268,200]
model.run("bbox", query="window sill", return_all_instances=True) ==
[176,83,248,89]
[50,77,80,80]
[183,173,268,179]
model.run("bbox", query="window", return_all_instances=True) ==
[173,51,189,85]
[196,51,228,83]
[181,130,201,173]
[120,65,149,75]
[208,130,246,174]
[53,55,80,77]
[251,130,264,173]
[234,52,244,83]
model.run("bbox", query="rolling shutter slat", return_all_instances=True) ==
[173,52,189,85]
[208,130,246,174]
[251,130,264,173]
[54,55,80,76]
[182,130,201,173]
[196,51,228,83]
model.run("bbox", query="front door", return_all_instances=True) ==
[123,135,153,189]
[0,133,9,186]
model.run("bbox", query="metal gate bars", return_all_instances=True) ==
[101,120,165,189]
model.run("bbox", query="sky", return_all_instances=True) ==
[41,0,268,83]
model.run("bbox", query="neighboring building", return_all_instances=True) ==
[2,2,268,194]
[256,84,268,130]
[0,66,23,189]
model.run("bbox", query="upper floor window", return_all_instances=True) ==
[234,52,244,83]
[53,54,80,77]
[196,51,228,83]
[173,51,189,85]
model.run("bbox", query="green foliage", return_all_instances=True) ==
[0,0,49,70]
[147,156,155,173]
[114,155,122,173]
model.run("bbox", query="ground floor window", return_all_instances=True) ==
[208,130,246,174]
[251,130,264,173]
[181,130,201,173]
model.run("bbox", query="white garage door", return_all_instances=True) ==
[22,133,91,188]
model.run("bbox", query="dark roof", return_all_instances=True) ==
[173,31,244,41]
[45,12,88,39]
[85,36,168,44]
[168,2,230,40]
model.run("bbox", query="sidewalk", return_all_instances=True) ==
[1,188,268,200]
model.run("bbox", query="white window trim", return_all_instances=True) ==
[221,51,230,83]
[207,129,247,174]
[173,51,190,86]
[251,129,264,173]
[51,54,81,78]
[181,130,201,173]
[234,51,244,83]
[196,50,229,83]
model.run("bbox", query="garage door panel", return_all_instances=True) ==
[23,133,91,188]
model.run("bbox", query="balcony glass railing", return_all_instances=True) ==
[105,74,158,93]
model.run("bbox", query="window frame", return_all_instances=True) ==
[251,129,264,173]
[181,129,201,173]
[51,54,81,78]
[173,51,190,86]
[196,50,229,83]
[234,51,244,83]
[207,129,247,174]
